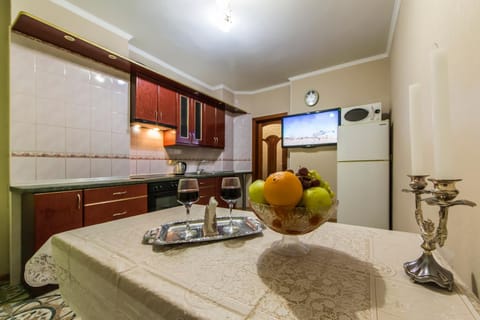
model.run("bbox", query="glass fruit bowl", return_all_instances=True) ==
[250,200,338,256]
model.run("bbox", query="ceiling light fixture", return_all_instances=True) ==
[216,0,233,32]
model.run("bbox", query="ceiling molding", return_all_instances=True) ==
[234,82,290,95]
[288,53,389,82]
[128,44,218,92]
[49,0,133,40]
[386,0,401,55]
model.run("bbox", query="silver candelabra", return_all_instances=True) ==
[402,175,476,291]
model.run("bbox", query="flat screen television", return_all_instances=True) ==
[281,108,340,148]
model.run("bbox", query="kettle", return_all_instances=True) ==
[173,161,187,175]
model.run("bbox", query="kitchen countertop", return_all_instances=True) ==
[9,171,252,194]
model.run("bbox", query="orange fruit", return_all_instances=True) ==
[264,171,303,207]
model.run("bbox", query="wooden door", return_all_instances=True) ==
[252,113,288,180]
[34,190,83,250]
[215,107,225,148]
[157,86,177,127]
[134,76,157,122]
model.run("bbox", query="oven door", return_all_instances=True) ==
[147,183,181,212]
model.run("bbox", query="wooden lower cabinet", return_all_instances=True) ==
[197,177,217,205]
[197,177,229,208]
[84,184,147,226]
[31,190,83,250]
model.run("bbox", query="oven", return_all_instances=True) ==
[147,179,181,212]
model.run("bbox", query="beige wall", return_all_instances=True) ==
[390,0,480,292]
[0,0,10,277]
[288,58,391,196]
[235,85,290,117]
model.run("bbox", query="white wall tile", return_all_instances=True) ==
[112,159,130,177]
[91,131,111,155]
[10,93,36,124]
[36,71,66,101]
[66,128,90,154]
[111,78,128,94]
[10,43,35,95]
[91,158,111,177]
[36,157,66,180]
[66,81,90,107]
[150,160,170,174]
[36,97,66,126]
[112,113,128,134]
[111,133,130,156]
[130,160,137,175]
[65,62,90,83]
[136,160,150,174]
[112,91,128,114]
[10,157,36,183]
[66,103,90,129]
[66,158,90,179]
[90,72,113,89]
[35,51,66,75]
[91,103,112,132]
[11,122,36,152]
[36,125,66,153]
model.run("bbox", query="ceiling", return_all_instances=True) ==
[53,0,398,93]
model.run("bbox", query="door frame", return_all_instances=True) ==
[252,113,288,180]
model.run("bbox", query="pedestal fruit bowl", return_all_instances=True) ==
[249,168,337,256]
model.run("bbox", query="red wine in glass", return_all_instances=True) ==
[178,189,199,204]
[220,187,241,201]
[220,177,242,234]
[177,179,200,240]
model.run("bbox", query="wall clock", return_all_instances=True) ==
[305,89,319,107]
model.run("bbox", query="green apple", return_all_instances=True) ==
[302,187,332,211]
[248,179,267,204]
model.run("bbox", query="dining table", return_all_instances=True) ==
[45,205,480,320]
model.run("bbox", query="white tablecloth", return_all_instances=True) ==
[49,205,480,320]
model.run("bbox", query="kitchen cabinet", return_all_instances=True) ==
[197,177,228,208]
[131,74,177,128]
[21,189,83,268]
[84,184,147,226]
[202,104,225,148]
[164,95,204,146]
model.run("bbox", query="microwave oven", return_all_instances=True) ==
[341,103,382,125]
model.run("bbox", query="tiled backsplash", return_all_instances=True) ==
[10,35,251,184]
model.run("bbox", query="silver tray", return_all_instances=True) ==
[143,216,265,246]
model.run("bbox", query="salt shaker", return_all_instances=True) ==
[203,196,219,236]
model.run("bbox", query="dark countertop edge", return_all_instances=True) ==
[10,171,252,194]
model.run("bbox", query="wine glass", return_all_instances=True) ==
[220,177,242,234]
[177,178,200,240]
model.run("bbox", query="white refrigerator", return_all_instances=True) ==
[337,120,390,229]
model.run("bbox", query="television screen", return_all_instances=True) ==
[282,108,340,148]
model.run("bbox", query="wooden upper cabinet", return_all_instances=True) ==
[133,76,158,123]
[131,73,176,128]
[202,104,225,148]
[164,95,203,146]
[157,86,177,127]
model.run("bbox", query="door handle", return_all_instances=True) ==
[112,191,128,196]
[76,193,81,210]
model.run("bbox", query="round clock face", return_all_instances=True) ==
[305,90,319,106]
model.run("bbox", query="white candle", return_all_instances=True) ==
[431,48,455,179]
[408,83,426,175]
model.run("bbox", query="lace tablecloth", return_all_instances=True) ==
[32,205,480,319]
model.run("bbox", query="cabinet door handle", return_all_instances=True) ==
[77,193,81,210]
[159,111,163,120]
[155,110,158,121]
[112,191,128,196]
[112,211,128,217]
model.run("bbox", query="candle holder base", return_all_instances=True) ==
[404,252,453,291]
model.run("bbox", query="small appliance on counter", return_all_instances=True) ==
[173,161,187,175]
